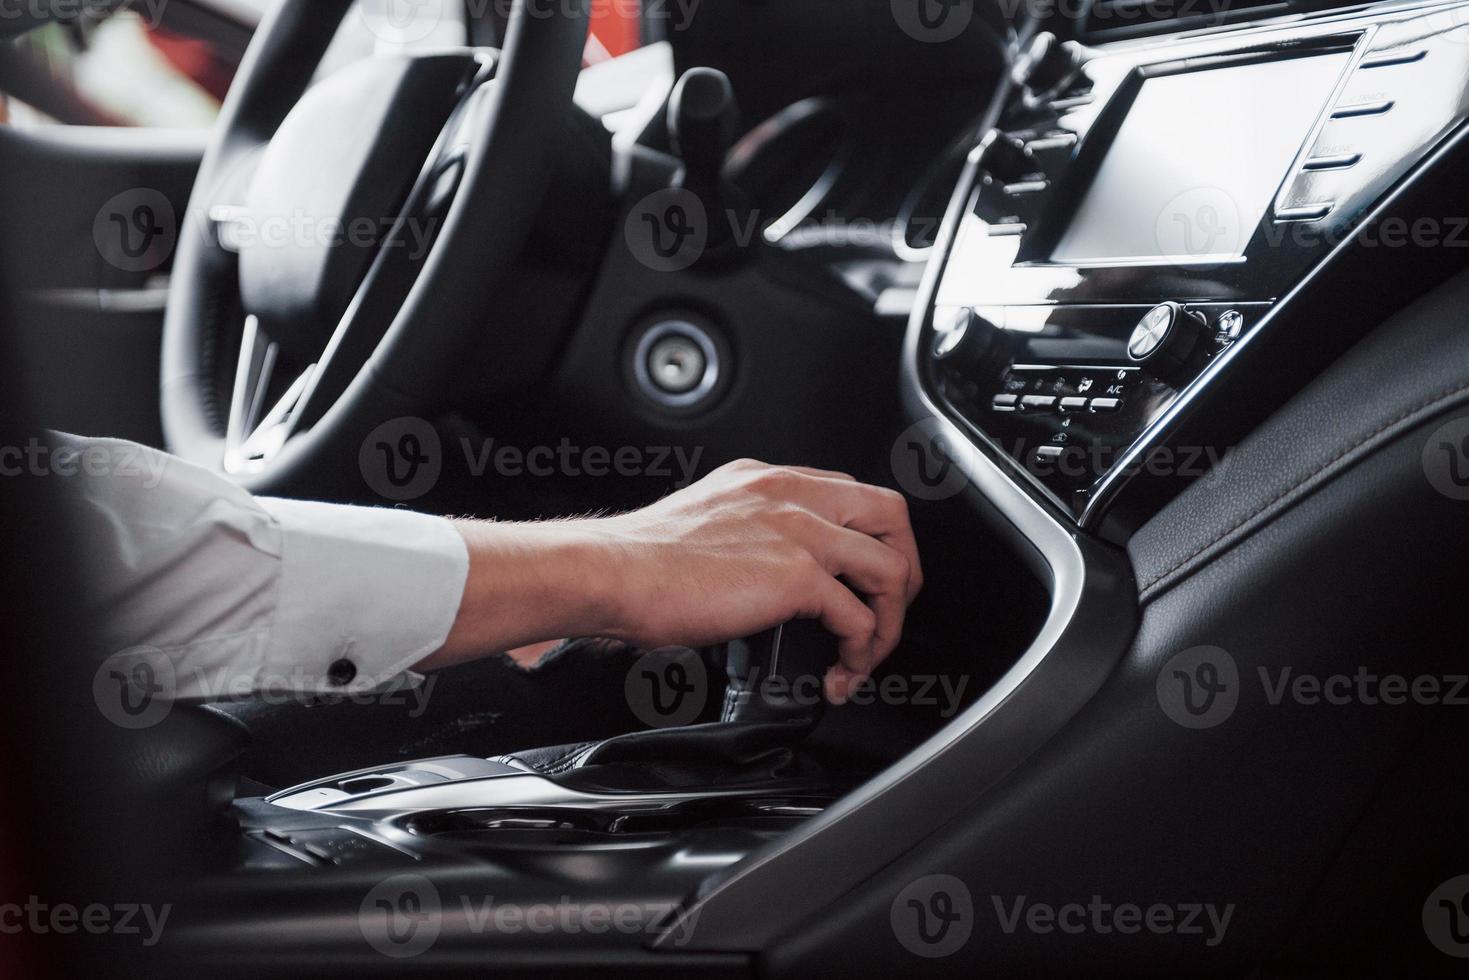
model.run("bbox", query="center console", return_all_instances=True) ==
[916,1,1469,526]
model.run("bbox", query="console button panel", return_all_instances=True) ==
[932,302,1265,508]
[922,4,1469,520]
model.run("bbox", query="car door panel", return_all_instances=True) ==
[1,125,206,444]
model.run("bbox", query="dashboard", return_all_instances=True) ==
[907,0,1469,528]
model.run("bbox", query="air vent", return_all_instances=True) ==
[1079,0,1352,41]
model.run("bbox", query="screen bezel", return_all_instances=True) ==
[1015,38,1359,269]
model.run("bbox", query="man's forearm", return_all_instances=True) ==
[414,460,923,705]
[416,520,624,671]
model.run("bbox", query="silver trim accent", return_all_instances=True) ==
[1360,48,1427,68]
[632,320,722,409]
[647,0,1469,953]
[1048,93,1095,110]
[1024,133,1078,152]
[283,770,779,818]
[1302,152,1362,170]
[1331,98,1395,117]
[652,108,1092,951]
[1274,202,1336,221]
[723,97,851,246]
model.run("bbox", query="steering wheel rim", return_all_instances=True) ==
[161,0,589,496]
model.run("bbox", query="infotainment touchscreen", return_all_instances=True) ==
[1047,52,1351,266]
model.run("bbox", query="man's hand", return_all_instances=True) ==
[425,460,923,704]
[594,460,923,703]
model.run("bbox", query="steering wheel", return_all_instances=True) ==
[161,0,588,494]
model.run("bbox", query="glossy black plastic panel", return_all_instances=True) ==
[924,1,1469,519]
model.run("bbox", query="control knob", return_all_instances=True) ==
[1127,302,1209,383]
[931,306,1013,377]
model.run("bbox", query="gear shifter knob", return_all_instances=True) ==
[667,67,740,248]
[723,619,839,727]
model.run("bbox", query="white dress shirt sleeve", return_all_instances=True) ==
[50,432,469,700]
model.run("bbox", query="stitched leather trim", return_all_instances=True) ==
[1138,378,1469,602]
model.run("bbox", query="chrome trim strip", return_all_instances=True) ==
[647,3,1469,951]
[1024,133,1079,152]
[1273,202,1336,221]
[1332,98,1395,117]
[651,69,1100,952]
[1360,48,1427,68]
[297,771,775,817]
[1302,152,1362,170]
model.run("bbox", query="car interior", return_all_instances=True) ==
[3,0,1469,975]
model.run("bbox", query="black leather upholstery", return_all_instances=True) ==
[496,718,823,793]
[495,621,837,793]
[1130,268,1469,602]
[766,270,1469,977]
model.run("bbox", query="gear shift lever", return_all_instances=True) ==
[723,619,840,726]
[492,621,838,792]
[667,67,741,250]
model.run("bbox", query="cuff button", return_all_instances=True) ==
[327,658,358,687]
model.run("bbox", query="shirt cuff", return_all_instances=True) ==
[257,498,469,695]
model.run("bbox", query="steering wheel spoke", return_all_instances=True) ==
[162,0,589,492]
[224,314,317,474]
